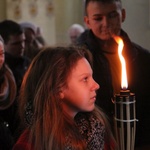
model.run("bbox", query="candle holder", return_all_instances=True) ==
[114,90,137,150]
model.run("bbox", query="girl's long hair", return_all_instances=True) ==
[19,46,116,150]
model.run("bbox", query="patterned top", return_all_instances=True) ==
[13,112,105,150]
[65,113,105,150]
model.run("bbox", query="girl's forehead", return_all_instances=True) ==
[70,58,91,75]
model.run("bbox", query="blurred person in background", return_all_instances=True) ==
[36,26,46,47]
[0,20,30,142]
[20,22,44,60]
[68,23,85,45]
[0,20,30,91]
[0,35,17,149]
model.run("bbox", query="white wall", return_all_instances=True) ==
[4,0,84,46]
[54,0,84,45]
[6,0,56,46]
[122,0,150,50]
[1,0,150,50]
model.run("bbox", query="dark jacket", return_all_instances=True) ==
[5,52,30,91]
[77,29,150,147]
[0,53,30,142]
[0,65,17,149]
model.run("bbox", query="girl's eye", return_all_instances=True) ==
[83,77,88,82]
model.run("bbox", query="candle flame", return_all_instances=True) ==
[113,36,128,89]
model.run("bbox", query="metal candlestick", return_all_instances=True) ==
[114,90,137,150]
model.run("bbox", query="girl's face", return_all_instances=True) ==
[60,58,99,118]
[0,41,5,69]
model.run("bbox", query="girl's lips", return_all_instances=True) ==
[90,95,96,101]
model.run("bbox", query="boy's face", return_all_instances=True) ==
[0,41,4,69]
[84,1,125,40]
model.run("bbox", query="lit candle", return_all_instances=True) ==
[113,36,130,95]
[113,36,136,150]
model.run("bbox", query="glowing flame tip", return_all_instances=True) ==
[113,36,128,89]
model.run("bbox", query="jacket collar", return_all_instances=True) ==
[85,29,137,63]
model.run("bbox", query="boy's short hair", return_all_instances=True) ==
[85,0,122,16]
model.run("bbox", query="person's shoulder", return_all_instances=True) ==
[130,42,150,72]
[13,129,33,150]
[121,29,150,54]
[77,29,98,52]
[80,29,90,37]
[22,56,31,65]
[77,29,91,43]
[22,55,31,61]
[132,42,150,61]
[132,42,150,54]
[5,52,13,59]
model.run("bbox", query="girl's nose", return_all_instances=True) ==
[93,79,100,91]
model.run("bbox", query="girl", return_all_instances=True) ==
[13,46,116,150]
